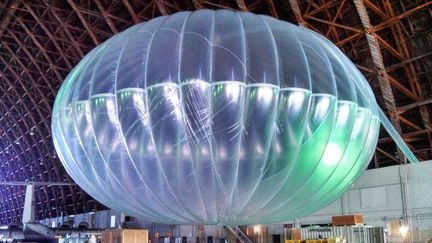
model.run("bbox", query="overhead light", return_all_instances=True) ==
[253,225,261,233]
[29,127,35,136]
[399,225,409,237]
[0,225,8,230]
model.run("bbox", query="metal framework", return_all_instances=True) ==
[0,0,431,224]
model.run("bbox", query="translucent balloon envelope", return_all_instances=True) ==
[52,10,380,225]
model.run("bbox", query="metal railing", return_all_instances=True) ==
[227,226,253,243]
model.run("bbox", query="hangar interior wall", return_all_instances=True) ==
[300,160,432,231]
[41,161,432,236]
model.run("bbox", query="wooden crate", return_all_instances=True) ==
[292,228,301,240]
[101,230,112,243]
[284,228,302,240]
[101,229,148,243]
[327,237,346,243]
[331,214,364,226]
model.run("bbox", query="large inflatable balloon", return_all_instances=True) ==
[52,10,381,225]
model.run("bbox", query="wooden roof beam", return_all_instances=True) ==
[265,0,278,18]
[22,2,74,69]
[6,30,56,94]
[376,147,400,164]
[353,0,408,165]
[305,15,362,33]
[154,0,170,16]
[0,72,60,218]
[354,0,402,130]
[0,54,53,144]
[43,2,84,58]
[373,1,432,32]
[397,98,432,115]
[381,0,431,131]
[0,0,22,37]
[235,0,248,11]
[16,18,64,82]
[289,0,307,27]
[94,0,118,34]
[122,0,140,24]
[66,0,100,45]
[324,0,347,38]
[387,75,418,101]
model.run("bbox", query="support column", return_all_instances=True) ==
[341,193,349,215]
[120,213,126,228]
[22,185,35,223]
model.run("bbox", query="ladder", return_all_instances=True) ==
[226,226,253,243]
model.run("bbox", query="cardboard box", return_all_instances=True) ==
[102,229,148,243]
[331,214,364,226]
[292,228,301,240]
[327,237,346,243]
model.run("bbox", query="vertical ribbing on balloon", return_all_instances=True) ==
[143,15,201,223]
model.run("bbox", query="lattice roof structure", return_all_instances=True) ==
[0,0,431,224]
